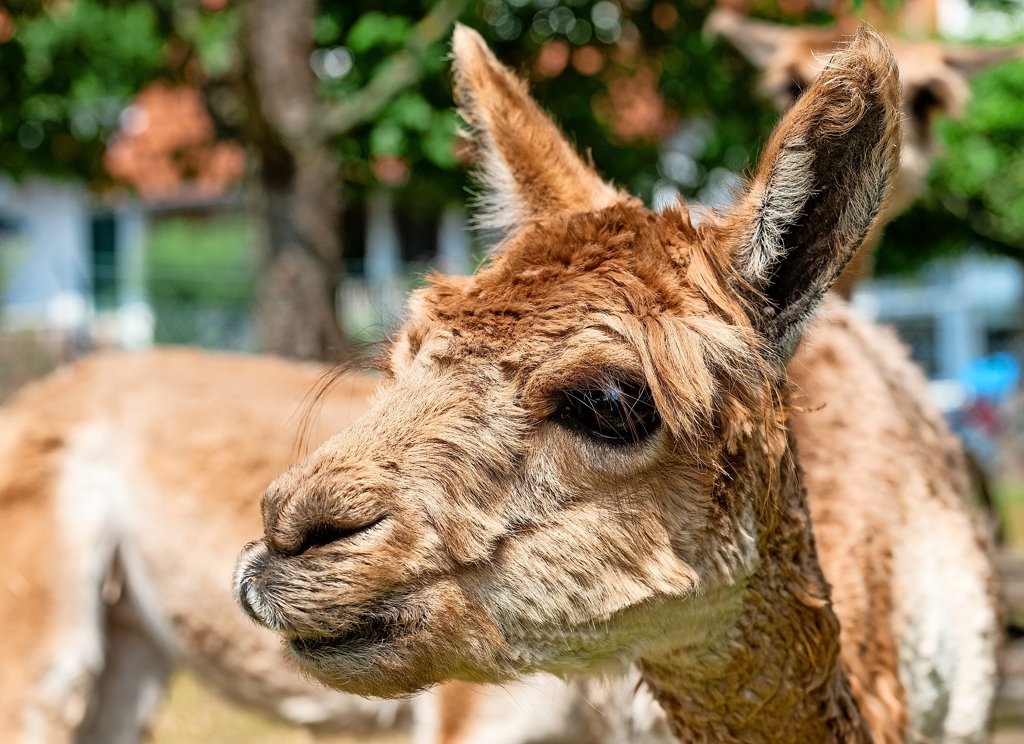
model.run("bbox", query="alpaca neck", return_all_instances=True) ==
[637,443,871,743]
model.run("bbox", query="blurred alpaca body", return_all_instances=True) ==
[708,8,1024,295]
[0,350,409,743]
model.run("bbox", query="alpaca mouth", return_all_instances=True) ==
[288,612,399,657]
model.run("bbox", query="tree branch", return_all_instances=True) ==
[320,0,467,138]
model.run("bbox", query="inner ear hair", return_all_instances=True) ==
[727,26,901,361]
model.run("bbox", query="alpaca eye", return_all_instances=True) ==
[557,380,661,445]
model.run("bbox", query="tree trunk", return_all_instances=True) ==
[239,0,347,361]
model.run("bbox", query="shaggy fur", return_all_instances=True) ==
[1,349,656,744]
[708,8,1024,295]
[236,24,996,744]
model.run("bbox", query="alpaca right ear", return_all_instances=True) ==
[720,27,902,362]
[451,24,626,235]
[705,9,799,68]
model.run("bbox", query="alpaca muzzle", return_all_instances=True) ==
[233,540,284,630]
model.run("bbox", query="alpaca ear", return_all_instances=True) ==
[942,43,1024,78]
[704,9,799,68]
[722,27,901,362]
[451,24,625,234]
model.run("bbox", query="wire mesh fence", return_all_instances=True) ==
[144,210,257,351]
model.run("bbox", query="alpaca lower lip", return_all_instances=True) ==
[288,613,397,655]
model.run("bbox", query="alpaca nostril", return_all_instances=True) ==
[287,516,388,557]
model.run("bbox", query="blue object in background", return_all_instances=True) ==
[960,352,1020,401]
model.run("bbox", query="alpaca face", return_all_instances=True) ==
[708,9,1022,218]
[236,205,775,696]
[234,24,900,698]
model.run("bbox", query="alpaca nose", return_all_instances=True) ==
[260,466,390,557]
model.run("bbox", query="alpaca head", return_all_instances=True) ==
[234,24,900,698]
[708,9,1022,216]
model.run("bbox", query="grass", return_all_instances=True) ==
[150,672,411,744]
[997,480,1024,549]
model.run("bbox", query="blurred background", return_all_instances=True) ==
[2,0,1024,740]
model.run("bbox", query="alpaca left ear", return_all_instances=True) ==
[451,24,627,235]
[722,27,902,362]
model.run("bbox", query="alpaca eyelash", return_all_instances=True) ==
[554,378,662,446]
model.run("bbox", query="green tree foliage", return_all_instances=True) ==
[0,0,165,182]
[145,213,255,345]
[318,0,776,214]
[5,0,1024,279]
[2,0,773,229]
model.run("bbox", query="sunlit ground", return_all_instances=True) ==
[997,482,1024,550]
[151,673,409,744]
[151,668,1024,743]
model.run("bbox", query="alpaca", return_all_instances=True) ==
[707,8,1024,295]
[0,350,410,742]
[475,23,1021,737]
[412,671,672,744]
[235,24,998,743]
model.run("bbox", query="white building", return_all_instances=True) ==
[0,178,150,347]
[0,178,474,351]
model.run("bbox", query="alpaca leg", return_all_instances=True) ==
[21,430,167,744]
[20,554,112,744]
[413,678,590,744]
[21,550,172,744]
[75,563,172,744]
[416,673,672,744]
